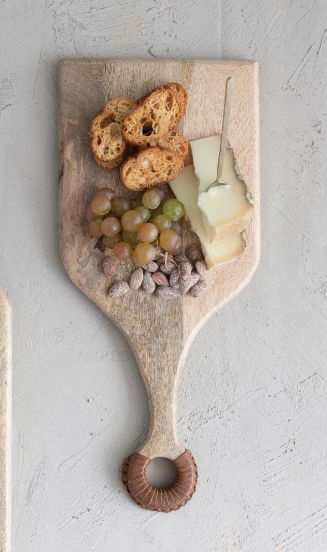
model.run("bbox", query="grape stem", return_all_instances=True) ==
[155,251,178,266]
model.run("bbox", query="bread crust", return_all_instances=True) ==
[134,83,187,116]
[120,147,184,191]
[91,98,136,162]
[160,82,188,116]
[142,129,188,159]
[93,152,125,169]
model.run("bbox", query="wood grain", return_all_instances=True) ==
[0,288,11,552]
[58,59,260,461]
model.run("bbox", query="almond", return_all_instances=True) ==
[174,254,190,264]
[190,280,207,297]
[179,276,192,295]
[129,267,143,289]
[109,281,129,298]
[142,261,158,272]
[179,260,192,278]
[169,268,180,289]
[152,272,169,286]
[186,245,203,263]
[103,257,116,278]
[195,260,207,278]
[142,271,156,294]
[190,271,200,286]
[158,258,175,275]
[156,286,179,300]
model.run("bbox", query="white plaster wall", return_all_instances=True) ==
[1,0,327,550]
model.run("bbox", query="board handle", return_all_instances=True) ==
[122,450,198,512]
[121,348,198,512]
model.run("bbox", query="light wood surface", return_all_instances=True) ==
[0,288,11,552]
[58,59,260,461]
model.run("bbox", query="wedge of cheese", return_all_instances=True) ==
[169,165,245,268]
[190,135,253,242]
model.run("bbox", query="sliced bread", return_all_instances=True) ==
[122,89,181,146]
[91,98,136,162]
[94,152,125,170]
[135,93,150,106]
[148,129,188,159]
[136,83,187,115]
[120,147,184,191]
[160,83,188,116]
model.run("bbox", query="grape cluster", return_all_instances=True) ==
[85,186,185,266]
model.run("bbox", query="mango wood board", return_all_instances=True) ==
[58,58,260,512]
[0,288,12,550]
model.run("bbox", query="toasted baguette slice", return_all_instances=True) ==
[149,129,188,159]
[121,147,184,191]
[136,83,187,115]
[135,93,150,106]
[122,89,181,146]
[160,83,188,116]
[91,98,136,162]
[94,152,125,170]
[140,130,188,160]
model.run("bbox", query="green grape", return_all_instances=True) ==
[142,189,161,209]
[150,205,163,219]
[121,210,143,232]
[113,242,132,260]
[159,229,182,253]
[170,219,183,236]
[91,196,111,216]
[95,187,114,200]
[122,230,139,246]
[151,186,166,202]
[169,238,183,254]
[88,218,104,238]
[101,217,121,237]
[130,198,143,209]
[135,205,151,222]
[85,204,99,222]
[137,223,158,243]
[103,234,121,249]
[153,214,171,233]
[162,199,185,221]
[111,196,131,217]
[133,243,156,266]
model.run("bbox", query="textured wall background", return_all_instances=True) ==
[1,0,327,550]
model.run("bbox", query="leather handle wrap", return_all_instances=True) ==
[122,450,198,512]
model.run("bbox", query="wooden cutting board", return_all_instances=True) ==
[58,59,260,512]
[0,288,11,551]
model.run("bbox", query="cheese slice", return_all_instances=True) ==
[169,165,245,268]
[190,135,253,242]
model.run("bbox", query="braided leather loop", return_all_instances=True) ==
[122,450,198,512]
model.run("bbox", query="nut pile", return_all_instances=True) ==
[107,245,207,299]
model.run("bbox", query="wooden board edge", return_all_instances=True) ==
[0,288,12,552]
[184,249,261,363]
[58,58,259,76]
